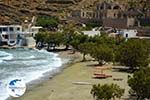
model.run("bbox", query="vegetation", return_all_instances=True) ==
[90,44,114,65]
[61,26,77,50]
[45,32,63,50]
[78,42,94,61]
[35,26,150,68]
[85,22,102,30]
[35,23,150,99]
[115,39,150,70]
[128,67,150,100]
[36,16,59,29]
[91,83,124,100]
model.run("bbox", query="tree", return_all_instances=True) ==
[34,32,48,48]
[128,67,150,100]
[36,16,59,29]
[45,32,63,50]
[34,32,47,43]
[78,42,95,61]
[90,33,116,49]
[91,83,124,100]
[116,39,150,70]
[90,44,114,65]
[61,26,77,50]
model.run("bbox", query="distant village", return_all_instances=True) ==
[70,0,150,38]
[0,0,150,47]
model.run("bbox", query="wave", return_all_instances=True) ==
[0,49,66,100]
[0,51,13,63]
[36,49,59,56]
[4,56,46,62]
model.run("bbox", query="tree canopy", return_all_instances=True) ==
[90,44,114,65]
[115,39,150,69]
[36,16,59,29]
[128,67,150,100]
[91,83,124,100]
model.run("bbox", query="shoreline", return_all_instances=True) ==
[10,50,131,100]
[9,50,80,100]
[3,49,72,100]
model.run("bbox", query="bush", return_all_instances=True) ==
[91,83,124,100]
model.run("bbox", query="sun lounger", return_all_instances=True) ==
[93,73,112,78]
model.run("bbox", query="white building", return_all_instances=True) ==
[82,30,101,37]
[117,29,138,38]
[0,25,42,47]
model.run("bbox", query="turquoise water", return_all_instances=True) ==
[0,48,65,100]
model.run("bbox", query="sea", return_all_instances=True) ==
[0,48,69,100]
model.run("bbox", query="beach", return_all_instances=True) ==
[11,50,131,100]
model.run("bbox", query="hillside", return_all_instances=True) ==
[0,0,100,25]
[0,0,149,25]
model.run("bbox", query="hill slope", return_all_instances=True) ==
[0,0,100,24]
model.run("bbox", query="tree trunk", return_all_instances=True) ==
[72,48,76,54]
[47,44,50,50]
[82,53,86,61]
[98,60,103,66]
[65,44,69,50]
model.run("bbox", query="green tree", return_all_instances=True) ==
[34,32,47,43]
[61,26,77,50]
[90,44,114,65]
[128,67,150,100]
[78,42,95,61]
[70,33,90,53]
[91,83,124,100]
[36,16,59,28]
[116,39,150,70]
[90,33,116,49]
[45,32,63,50]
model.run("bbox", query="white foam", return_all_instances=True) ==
[0,49,66,100]
[36,49,58,56]
[0,51,13,62]
[0,60,3,63]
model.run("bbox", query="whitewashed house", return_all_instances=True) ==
[82,29,101,37]
[117,29,138,38]
[0,25,42,47]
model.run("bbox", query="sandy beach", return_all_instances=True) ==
[10,50,131,100]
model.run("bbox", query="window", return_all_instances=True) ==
[2,35,8,39]
[3,28,8,32]
[82,12,84,17]
[17,27,20,31]
[9,27,14,31]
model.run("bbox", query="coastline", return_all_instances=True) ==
[10,50,130,100]
[9,50,81,100]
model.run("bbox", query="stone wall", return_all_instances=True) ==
[127,17,135,27]
[136,27,150,37]
[103,18,127,28]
